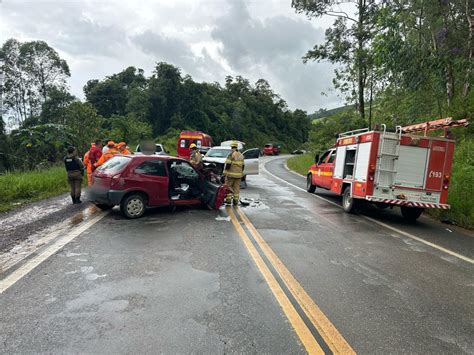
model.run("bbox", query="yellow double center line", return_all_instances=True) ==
[228,207,355,355]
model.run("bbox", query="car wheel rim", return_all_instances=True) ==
[127,198,143,216]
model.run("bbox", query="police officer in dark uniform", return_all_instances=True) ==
[64,146,85,204]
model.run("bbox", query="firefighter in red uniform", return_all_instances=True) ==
[84,140,102,185]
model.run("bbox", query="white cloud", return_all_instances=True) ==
[0,0,345,112]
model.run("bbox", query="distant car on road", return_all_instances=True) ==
[291,149,307,155]
[135,143,168,155]
[263,143,281,156]
[89,155,226,219]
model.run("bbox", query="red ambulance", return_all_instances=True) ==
[306,118,468,221]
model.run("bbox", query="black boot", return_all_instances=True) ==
[71,195,76,204]
[76,197,82,204]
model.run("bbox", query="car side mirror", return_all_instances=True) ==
[314,154,319,164]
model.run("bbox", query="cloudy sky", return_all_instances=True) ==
[1,0,349,113]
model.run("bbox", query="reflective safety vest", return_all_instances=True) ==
[224,150,244,178]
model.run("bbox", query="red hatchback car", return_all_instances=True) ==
[89,155,227,218]
[263,143,281,156]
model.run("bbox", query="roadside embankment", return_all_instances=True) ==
[286,154,313,176]
[0,166,85,213]
[287,151,473,229]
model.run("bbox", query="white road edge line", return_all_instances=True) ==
[262,159,474,265]
[0,211,109,294]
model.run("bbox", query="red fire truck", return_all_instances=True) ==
[177,131,213,160]
[306,118,468,221]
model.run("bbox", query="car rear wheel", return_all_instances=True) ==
[400,206,423,221]
[342,186,357,213]
[306,174,316,193]
[121,194,146,219]
[94,203,113,211]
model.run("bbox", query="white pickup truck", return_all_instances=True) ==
[202,144,260,178]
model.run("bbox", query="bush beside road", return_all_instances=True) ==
[0,166,85,213]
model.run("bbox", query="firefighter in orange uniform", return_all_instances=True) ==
[83,147,92,185]
[95,141,118,168]
[117,142,131,155]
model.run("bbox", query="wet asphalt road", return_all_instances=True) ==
[0,156,473,354]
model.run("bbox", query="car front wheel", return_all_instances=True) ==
[306,174,316,193]
[121,194,146,219]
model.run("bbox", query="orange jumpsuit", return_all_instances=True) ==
[83,151,93,186]
[95,148,119,168]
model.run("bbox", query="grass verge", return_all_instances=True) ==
[0,166,86,213]
[287,154,313,176]
[286,152,473,229]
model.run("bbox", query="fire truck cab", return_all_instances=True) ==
[307,118,468,221]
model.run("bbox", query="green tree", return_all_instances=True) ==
[40,87,76,124]
[84,66,147,118]
[106,113,152,144]
[292,0,379,121]
[372,0,472,119]
[148,62,182,135]
[0,39,70,126]
[62,102,104,154]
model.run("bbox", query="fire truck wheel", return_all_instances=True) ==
[342,186,357,213]
[400,206,424,221]
[306,174,316,193]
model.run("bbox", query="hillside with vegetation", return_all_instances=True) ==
[0,39,310,174]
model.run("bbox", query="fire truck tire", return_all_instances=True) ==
[342,186,357,213]
[306,174,316,193]
[400,206,424,221]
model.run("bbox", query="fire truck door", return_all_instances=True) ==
[314,149,335,189]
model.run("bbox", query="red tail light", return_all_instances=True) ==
[443,175,450,190]
[368,165,375,181]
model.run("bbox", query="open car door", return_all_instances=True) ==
[243,148,260,175]
[202,179,227,209]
